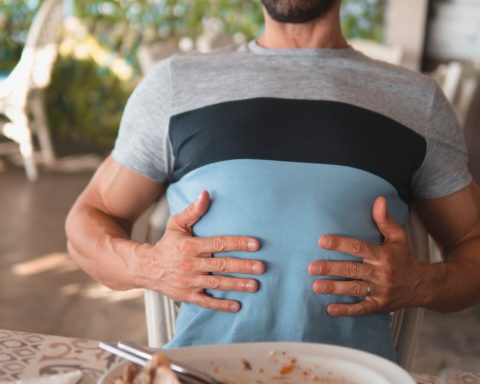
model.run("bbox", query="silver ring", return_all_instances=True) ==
[364,281,373,296]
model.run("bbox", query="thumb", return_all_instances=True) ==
[372,196,404,242]
[170,191,211,231]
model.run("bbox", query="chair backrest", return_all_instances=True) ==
[391,209,430,370]
[349,38,405,66]
[138,196,176,347]
[432,61,480,127]
[5,0,63,99]
[456,74,479,127]
[144,288,177,347]
[434,62,463,104]
[142,203,430,370]
[27,0,64,89]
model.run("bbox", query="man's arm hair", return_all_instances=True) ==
[413,182,480,312]
[65,156,165,290]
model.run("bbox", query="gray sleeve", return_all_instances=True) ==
[111,58,174,182]
[411,83,472,199]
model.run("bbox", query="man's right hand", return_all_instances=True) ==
[132,191,265,313]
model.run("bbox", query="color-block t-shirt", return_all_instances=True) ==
[112,41,472,360]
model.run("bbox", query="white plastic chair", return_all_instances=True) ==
[348,38,405,66]
[392,210,430,370]
[136,196,175,347]
[434,62,464,106]
[139,205,430,370]
[0,0,64,181]
[432,62,480,127]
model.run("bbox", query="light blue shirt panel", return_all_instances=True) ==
[165,159,409,360]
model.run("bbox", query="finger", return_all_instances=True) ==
[327,298,377,317]
[372,196,406,243]
[190,292,241,313]
[169,191,210,231]
[194,275,259,292]
[318,235,376,260]
[196,235,260,254]
[199,257,265,275]
[312,280,371,297]
[308,261,371,280]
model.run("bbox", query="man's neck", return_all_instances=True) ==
[257,6,349,49]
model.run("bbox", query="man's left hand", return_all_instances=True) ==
[308,196,422,316]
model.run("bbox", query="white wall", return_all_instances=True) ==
[385,0,429,70]
[427,0,480,61]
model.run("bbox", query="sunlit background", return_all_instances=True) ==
[0,0,479,376]
[1,0,387,154]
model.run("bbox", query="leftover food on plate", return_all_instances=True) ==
[111,350,352,384]
[113,353,179,384]
[101,342,415,384]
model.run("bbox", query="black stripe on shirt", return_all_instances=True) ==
[169,97,426,204]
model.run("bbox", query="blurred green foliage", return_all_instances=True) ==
[0,0,385,151]
[46,56,133,151]
[341,0,386,41]
[76,0,265,43]
[0,0,40,73]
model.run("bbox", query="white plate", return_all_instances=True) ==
[100,342,415,384]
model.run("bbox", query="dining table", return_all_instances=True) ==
[0,329,478,384]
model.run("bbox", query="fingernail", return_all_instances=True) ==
[327,306,338,316]
[230,302,240,312]
[310,265,321,274]
[252,263,263,273]
[320,236,331,248]
[247,239,258,250]
[246,280,257,291]
[314,281,327,293]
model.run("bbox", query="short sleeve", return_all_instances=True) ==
[111,58,174,182]
[411,83,472,199]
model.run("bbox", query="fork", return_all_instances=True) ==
[99,341,225,384]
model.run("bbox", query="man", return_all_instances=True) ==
[66,0,480,362]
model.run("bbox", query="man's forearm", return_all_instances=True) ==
[65,203,143,290]
[416,238,480,312]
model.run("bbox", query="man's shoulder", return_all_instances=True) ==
[146,43,248,81]
[170,44,247,65]
[354,52,437,94]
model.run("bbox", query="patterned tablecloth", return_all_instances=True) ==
[0,330,119,383]
[0,329,479,383]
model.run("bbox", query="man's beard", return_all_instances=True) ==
[261,0,337,24]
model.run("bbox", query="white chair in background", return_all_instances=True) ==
[392,210,430,370]
[349,38,405,66]
[0,0,64,181]
[139,206,430,371]
[434,62,464,105]
[432,61,480,127]
[132,196,175,347]
[128,194,176,347]
[456,73,479,128]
